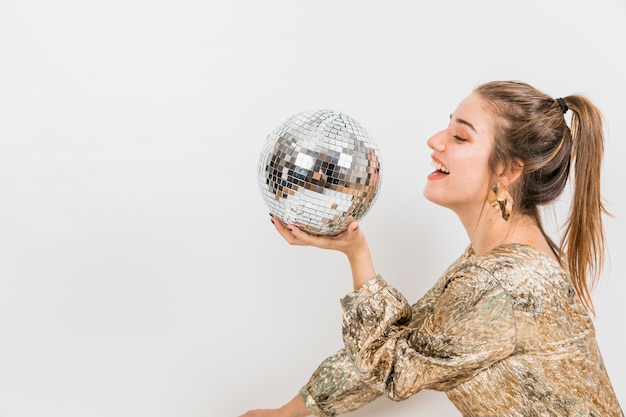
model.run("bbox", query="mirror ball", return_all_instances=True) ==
[258,109,383,235]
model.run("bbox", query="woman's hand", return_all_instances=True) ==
[269,214,363,254]
[269,213,377,290]
[238,394,311,417]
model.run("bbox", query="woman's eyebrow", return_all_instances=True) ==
[449,114,477,133]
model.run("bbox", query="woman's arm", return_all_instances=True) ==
[341,269,517,399]
[239,348,383,417]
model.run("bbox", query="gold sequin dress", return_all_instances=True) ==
[299,244,623,416]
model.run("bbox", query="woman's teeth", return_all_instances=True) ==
[432,160,450,173]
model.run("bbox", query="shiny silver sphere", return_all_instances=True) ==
[258,109,382,235]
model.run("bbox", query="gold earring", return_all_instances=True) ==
[488,182,514,221]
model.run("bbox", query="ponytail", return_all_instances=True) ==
[560,95,608,314]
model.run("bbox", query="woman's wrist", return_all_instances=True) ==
[278,394,311,417]
[347,245,376,290]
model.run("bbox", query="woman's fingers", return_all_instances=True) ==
[269,212,365,254]
[269,213,299,244]
[269,213,331,247]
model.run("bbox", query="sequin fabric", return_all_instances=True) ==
[299,244,624,416]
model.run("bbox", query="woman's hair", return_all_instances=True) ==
[475,80,607,314]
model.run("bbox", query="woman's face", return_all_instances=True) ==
[423,92,497,218]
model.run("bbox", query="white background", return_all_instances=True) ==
[0,1,624,416]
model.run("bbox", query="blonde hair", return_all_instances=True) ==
[475,81,607,314]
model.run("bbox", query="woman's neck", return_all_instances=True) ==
[460,205,557,261]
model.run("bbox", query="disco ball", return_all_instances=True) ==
[258,109,382,236]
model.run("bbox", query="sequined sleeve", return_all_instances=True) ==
[297,281,440,417]
[299,348,382,417]
[340,268,516,401]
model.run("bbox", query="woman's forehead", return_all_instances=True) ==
[452,94,494,136]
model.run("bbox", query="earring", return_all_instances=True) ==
[488,182,514,221]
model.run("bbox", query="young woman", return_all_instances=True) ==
[241,81,624,417]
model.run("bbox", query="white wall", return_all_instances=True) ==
[0,1,624,416]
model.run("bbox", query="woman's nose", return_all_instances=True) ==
[427,130,446,152]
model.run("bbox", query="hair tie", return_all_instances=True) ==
[556,97,568,114]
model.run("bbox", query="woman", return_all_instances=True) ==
[241,81,624,417]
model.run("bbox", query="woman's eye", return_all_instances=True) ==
[453,135,467,143]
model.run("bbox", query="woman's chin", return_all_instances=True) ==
[422,186,439,204]
[423,188,453,210]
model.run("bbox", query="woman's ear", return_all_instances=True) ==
[496,159,524,187]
